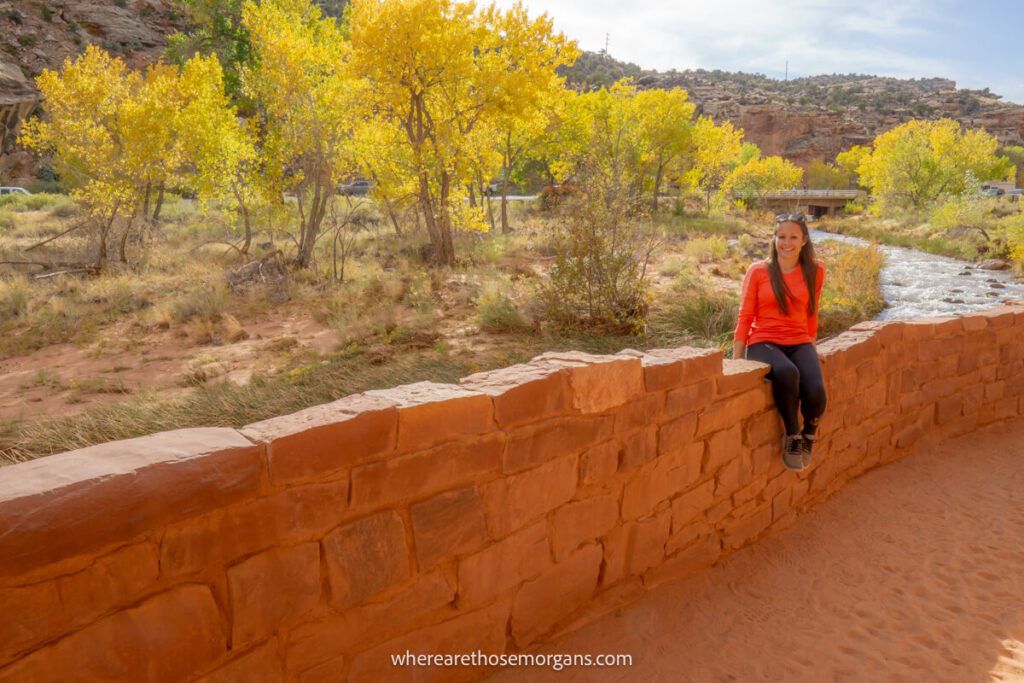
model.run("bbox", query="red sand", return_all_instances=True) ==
[491,416,1024,682]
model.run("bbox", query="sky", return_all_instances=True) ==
[491,0,1024,104]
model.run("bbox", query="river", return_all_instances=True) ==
[809,229,1024,320]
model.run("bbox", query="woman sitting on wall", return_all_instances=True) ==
[733,213,827,471]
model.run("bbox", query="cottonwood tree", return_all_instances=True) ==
[20,47,228,268]
[684,116,744,215]
[348,0,576,265]
[723,155,804,205]
[242,0,367,268]
[857,119,1015,211]
[634,88,696,212]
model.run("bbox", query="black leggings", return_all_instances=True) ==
[745,342,827,436]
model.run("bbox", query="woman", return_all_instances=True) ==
[732,213,827,471]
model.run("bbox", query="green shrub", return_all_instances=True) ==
[0,276,31,321]
[0,208,15,232]
[683,235,728,262]
[475,283,531,333]
[649,269,738,347]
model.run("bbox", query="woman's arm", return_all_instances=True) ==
[733,264,759,357]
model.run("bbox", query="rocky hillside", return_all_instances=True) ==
[562,52,1024,168]
[3,11,1024,181]
[0,0,186,181]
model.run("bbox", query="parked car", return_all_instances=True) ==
[1006,188,1024,200]
[484,179,518,196]
[981,186,1005,197]
[0,187,30,196]
[337,179,374,196]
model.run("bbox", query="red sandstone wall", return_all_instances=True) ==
[1,307,1023,681]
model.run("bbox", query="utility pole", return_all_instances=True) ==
[785,60,789,81]
[604,33,610,58]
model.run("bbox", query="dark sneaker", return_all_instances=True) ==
[782,435,805,471]
[799,433,816,468]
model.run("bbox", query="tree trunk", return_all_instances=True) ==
[151,183,165,223]
[500,185,510,234]
[652,164,664,213]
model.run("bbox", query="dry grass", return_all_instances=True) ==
[0,195,896,463]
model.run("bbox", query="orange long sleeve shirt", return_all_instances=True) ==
[734,260,826,346]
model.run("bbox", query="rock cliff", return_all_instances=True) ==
[0,0,185,181]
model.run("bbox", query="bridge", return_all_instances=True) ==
[737,189,868,217]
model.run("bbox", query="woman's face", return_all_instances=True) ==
[775,221,807,261]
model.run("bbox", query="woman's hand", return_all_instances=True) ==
[732,340,745,360]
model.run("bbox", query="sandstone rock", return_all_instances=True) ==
[410,486,488,569]
[511,544,602,645]
[0,428,261,576]
[0,584,225,681]
[227,543,321,648]
[67,4,160,46]
[322,510,410,610]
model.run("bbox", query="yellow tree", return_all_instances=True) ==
[685,116,744,215]
[835,144,870,189]
[20,46,228,267]
[349,0,576,265]
[857,119,1015,210]
[242,0,366,268]
[723,155,804,205]
[634,87,695,211]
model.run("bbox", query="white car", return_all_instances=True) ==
[0,187,30,196]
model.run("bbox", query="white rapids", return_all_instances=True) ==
[809,228,1024,321]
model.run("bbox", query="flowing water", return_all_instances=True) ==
[809,229,1024,321]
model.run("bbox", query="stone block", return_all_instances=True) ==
[613,393,664,435]
[410,486,488,569]
[460,363,571,428]
[551,493,619,561]
[349,434,503,510]
[664,379,715,419]
[619,426,658,470]
[457,520,550,609]
[322,511,410,610]
[531,352,643,414]
[579,441,619,487]
[657,412,699,457]
[716,359,769,397]
[643,535,721,589]
[0,585,225,681]
[241,394,396,485]
[665,517,713,556]
[696,389,766,437]
[228,544,321,649]
[511,544,602,646]
[0,428,261,577]
[723,503,773,549]
[504,416,611,473]
[0,542,158,663]
[481,454,577,538]
[161,479,348,578]
[285,569,456,672]
[743,410,781,448]
[617,347,721,392]
[365,382,493,453]
[670,478,716,530]
[704,423,743,474]
[621,441,702,520]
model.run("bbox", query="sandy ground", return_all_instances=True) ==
[491,416,1024,683]
[0,314,342,423]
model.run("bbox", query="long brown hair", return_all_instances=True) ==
[767,214,818,316]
